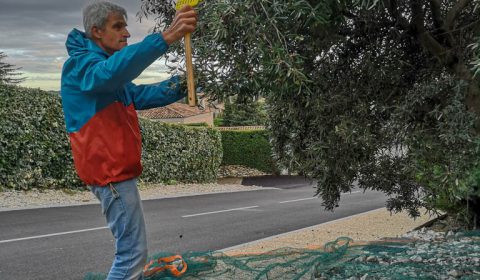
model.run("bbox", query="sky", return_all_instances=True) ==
[0,0,172,91]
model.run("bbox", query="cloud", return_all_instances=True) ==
[1,0,166,90]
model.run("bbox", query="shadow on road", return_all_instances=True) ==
[241,175,316,189]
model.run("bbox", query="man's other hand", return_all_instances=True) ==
[162,5,198,45]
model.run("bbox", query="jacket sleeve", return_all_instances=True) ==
[78,33,169,94]
[125,75,187,110]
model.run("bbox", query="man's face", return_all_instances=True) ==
[93,12,130,55]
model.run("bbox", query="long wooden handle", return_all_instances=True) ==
[185,33,196,107]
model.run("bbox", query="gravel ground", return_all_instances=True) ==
[217,165,268,178]
[314,227,480,279]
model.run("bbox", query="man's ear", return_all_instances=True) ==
[91,26,103,40]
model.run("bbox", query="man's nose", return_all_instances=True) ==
[124,29,131,38]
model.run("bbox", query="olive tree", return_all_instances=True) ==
[139,0,480,226]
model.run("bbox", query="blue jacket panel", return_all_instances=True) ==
[61,28,185,133]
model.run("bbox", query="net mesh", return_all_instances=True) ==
[84,231,480,280]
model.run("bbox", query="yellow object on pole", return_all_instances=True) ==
[176,0,203,107]
[175,0,201,10]
[184,33,196,107]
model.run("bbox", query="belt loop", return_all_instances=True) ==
[109,183,120,199]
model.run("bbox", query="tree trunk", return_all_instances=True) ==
[452,62,480,133]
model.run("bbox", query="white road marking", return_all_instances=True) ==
[182,206,259,218]
[343,191,362,195]
[0,226,108,244]
[279,197,316,204]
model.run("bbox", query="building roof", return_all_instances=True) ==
[137,102,212,119]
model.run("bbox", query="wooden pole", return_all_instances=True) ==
[185,33,196,107]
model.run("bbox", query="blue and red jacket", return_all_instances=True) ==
[60,29,185,186]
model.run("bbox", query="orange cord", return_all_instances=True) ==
[144,255,188,278]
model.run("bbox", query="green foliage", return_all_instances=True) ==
[220,130,276,174]
[415,153,480,224]
[0,84,82,190]
[140,120,222,183]
[214,117,224,127]
[141,0,480,226]
[0,84,222,190]
[223,98,267,126]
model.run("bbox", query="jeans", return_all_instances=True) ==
[91,178,147,280]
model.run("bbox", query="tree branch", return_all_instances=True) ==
[446,0,472,31]
[410,0,450,63]
[428,0,443,29]
[384,0,409,29]
[428,0,457,48]
[424,0,480,133]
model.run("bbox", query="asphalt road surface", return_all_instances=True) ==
[0,178,387,279]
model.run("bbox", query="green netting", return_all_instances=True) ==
[85,231,480,280]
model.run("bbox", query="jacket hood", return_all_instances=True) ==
[65,28,107,57]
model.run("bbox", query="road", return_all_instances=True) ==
[0,179,387,279]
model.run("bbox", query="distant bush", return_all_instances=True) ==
[223,99,267,126]
[0,84,222,190]
[220,129,277,174]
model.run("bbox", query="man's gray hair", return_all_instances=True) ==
[83,1,128,38]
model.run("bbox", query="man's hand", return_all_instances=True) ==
[162,5,198,45]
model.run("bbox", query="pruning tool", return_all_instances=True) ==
[176,0,202,107]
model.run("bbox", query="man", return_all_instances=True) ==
[60,1,197,279]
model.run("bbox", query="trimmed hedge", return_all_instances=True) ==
[0,85,82,190]
[0,84,222,190]
[140,120,222,183]
[220,130,277,173]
